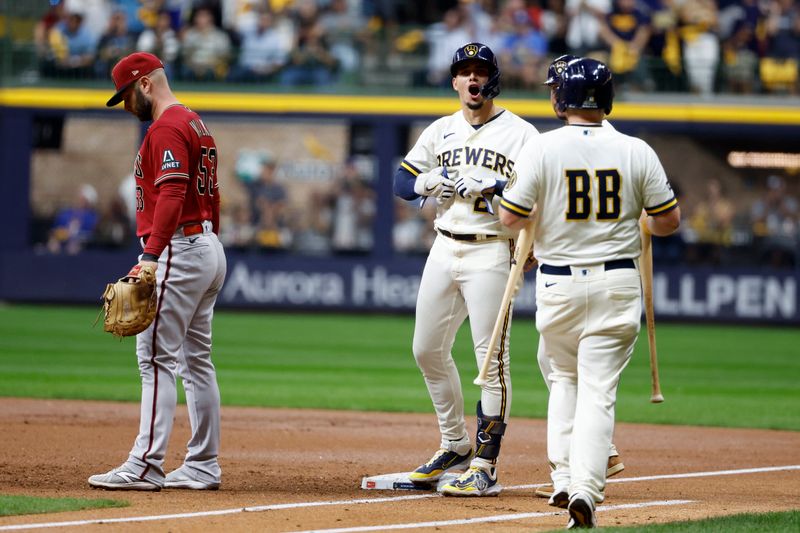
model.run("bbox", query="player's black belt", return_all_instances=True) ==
[437,228,499,242]
[539,258,635,275]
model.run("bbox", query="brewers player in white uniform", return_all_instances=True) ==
[500,58,680,527]
[534,54,624,503]
[393,43,538,496]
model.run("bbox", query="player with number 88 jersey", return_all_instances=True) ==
[500,58,680,528]
[393,43,538,496]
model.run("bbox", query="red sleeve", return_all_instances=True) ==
[150,124,191,187]
[142,180,187,257]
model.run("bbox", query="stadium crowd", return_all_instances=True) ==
[33,0,800,94]
[27,0,800,268]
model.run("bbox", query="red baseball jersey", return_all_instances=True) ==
[133,104,220,240]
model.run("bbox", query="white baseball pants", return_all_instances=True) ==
[124,224,227,485]
[535,262,641,503]
[413,233,514,455]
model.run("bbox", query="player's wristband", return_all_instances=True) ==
[141,253,159,262]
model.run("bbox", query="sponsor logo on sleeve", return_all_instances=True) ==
[160,149,181,171]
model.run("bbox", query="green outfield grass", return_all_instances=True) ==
[0,304,797,431]
[545,510,800,532]
[0,494,126,517]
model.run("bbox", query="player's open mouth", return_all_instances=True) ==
[468,85,480,96]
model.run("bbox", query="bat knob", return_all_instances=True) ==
[650,394,664,403]
[473,378,488,387]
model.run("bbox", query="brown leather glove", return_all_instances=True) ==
[98,264,157,337]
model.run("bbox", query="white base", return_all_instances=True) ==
[360,471,460,491]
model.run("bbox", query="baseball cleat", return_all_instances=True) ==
[88,467,161,491]
[567,493,596,529]
[535,455,625,499]
[409,448,472,484]
[164,467,220,490]
[548,488,569,508]
[606,454,625,477]
[440,465,501,496]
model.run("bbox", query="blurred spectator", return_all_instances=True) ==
[565,0,611,57]
[765,0,800,59]
[279,19,339,86]
[95,10,137,78]
[722,19,760,93]
[111,0,149,35]
[719,0,767,94]
[46,184,99,254]
[424,7,472,87]
[67,0,112,40]
[541,0,569,55]
[34,1,67,64]
[255,207,293,249]
[761,0,800,93]
[41,9,97,79]
[117,172,138,227]
[685,178,736,264]
[222,0,265,34]
[319,0,371,80]
[598,0,652,91]
[675,0,720,96]
[643,0,683,91]
[94,197,134,248]
[251,154,292,249]
[496,7,548,89]
[228,9,292,82]
[331,160,375,253]
[751,175,799,267]
[136,10,181,77]
[292,191,333,255]
[250,152,287,217]
[393,200,428,254]
[219,202,257,251]
[180,7,232,81]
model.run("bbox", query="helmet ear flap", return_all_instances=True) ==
[480,68,501,99]
[555,82,568,113]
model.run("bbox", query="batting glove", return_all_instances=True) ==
[414,167,453,198]
[455,176,495,199]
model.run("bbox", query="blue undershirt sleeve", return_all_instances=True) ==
[394,166,420,200]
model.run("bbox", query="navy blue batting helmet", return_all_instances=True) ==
[450,42,501,99]
[555,58,614,115]
[544,54,579,86]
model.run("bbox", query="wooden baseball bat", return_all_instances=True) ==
[474,219,535,386]
[640,228,664,403]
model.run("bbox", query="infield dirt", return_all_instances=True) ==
[1,398,798,532]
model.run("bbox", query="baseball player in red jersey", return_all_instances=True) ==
[89,52,227,491]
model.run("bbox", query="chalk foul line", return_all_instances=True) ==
[0,464,797,531]
[290,499,695,533]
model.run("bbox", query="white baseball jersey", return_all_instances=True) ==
[399,107,538,476]
[501,122,676,264]
[503,121,678,506]
[401,110,539,237]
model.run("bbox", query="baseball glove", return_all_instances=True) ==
[98,264,157,337]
